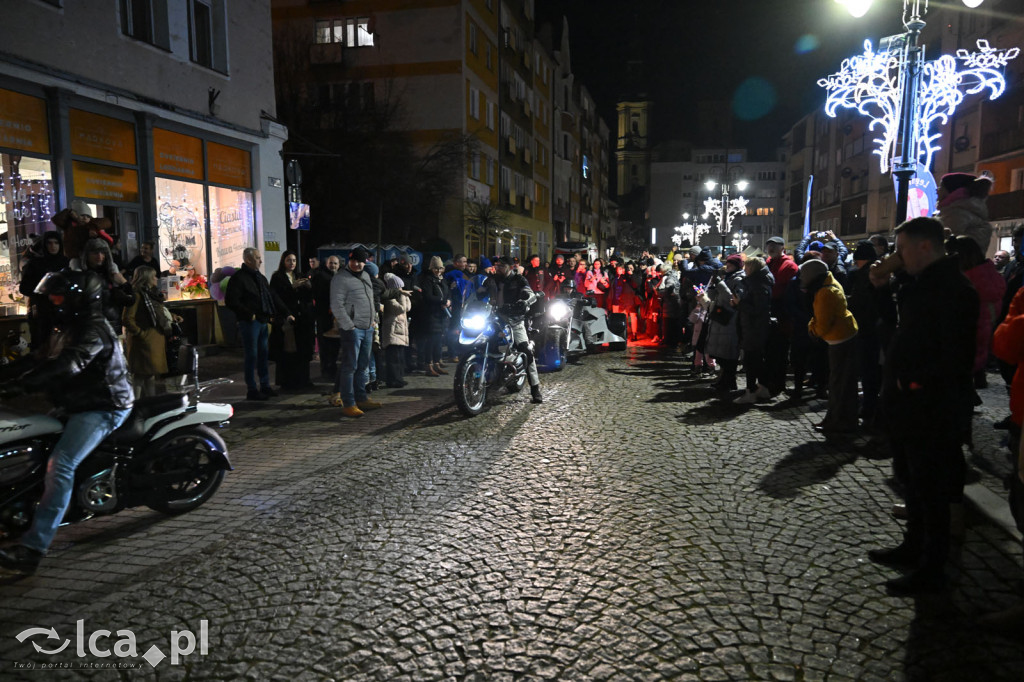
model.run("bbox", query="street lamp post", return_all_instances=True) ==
[704,178,749,257]
[820,0,1017,226]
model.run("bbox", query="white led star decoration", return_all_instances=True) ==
[671,220,712,247]
[818,38,1018,174]
[703,196,748,234]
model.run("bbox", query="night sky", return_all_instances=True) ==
[537,0,905,157]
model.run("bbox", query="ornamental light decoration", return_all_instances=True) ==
[703,196,748,235]
[817,22,1018,176]
[671,220,713,247]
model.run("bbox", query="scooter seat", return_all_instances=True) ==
[104,394,188,447]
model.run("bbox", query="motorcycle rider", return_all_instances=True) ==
[0,270,134,576]
[477,256,544,404]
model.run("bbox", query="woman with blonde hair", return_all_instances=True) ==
[123,266,174,396]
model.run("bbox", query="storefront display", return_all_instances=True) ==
[210,185,254,275]
[156,177,206,301]
[0,155,55,314]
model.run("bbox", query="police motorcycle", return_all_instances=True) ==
[453,291,536,416]
[0,346,233,541]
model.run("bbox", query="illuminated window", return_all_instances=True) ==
[315,17,374,47]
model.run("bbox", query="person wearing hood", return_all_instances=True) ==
[19,230,69,351]
[80,238,134,335]
[936,172,994,255]
[802,258,859,433]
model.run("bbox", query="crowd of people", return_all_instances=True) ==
[3,172,1023,614]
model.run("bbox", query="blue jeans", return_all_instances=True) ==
[238,319,270,392]
[335,327,373,406]
[22,408,132,554]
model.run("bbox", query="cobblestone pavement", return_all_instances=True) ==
[1,346,1022,681]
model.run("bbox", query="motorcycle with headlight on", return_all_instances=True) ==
[453,300,529,416]
[527,293,571,372]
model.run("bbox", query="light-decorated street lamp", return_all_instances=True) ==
[732,231,750,251]
[671,212,713,248]
[703,178,749,256]
[820,0,1018,225]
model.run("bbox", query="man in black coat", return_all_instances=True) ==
[477,256,543,403]
[870,217,979,595]
[225,247,291,400]
[0,271,134,575]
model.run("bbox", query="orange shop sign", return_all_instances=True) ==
[153,128,204,180]
[207,141,251,189]
[0,88,49,154]
[73,160,140,203]
[69,109,136,165]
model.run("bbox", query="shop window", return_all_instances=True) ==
[209,186,254,277]
[119,0,171,50]
[0,155,56,314]
[156,177,207,300]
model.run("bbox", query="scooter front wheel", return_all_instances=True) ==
[454,355,488,416]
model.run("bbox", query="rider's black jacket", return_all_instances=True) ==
[21,311,135,413]
[477,272,535,315]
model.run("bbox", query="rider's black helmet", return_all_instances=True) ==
[33,269,104,322]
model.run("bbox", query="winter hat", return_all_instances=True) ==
[940,172,976,193]
[383,272,403,289]
[364,261,379,277]
[688,245,702,258]
[853,240,877,262]
[725,254,744,269]
[798,258,828,287]
[348,247,369,263]
[808,240,826,252]
[479,256,493,270]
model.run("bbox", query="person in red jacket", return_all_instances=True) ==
[763,236,799,396]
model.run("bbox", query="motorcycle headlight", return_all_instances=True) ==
[548,301,570,322]
[461,313,487,332]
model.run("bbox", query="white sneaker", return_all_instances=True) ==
[753,384,773,402]
[734,390,758,405]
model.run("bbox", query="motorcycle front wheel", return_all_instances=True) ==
[143,426,227,515]
[454,354,488,416]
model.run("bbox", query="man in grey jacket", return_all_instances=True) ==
[330,247,382,417]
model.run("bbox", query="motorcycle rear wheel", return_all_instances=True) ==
[143,426,227,515]
[454,355,488,416]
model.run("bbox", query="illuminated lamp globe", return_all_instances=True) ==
[705,179,717,191]
[837,0,873,18]
[735,180,748,191]
[961,0,984,6]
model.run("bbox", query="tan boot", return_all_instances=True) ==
[340,405,364,418]
[434,362,449,375]
[329,392,343,406]
[425,364,441,377]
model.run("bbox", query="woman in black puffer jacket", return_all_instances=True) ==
[413,256,451,376]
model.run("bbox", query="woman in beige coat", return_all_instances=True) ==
[381,272,413,387]
[123,266,173,396]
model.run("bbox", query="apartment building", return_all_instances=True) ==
[0,0,287,319]
[649,149,786,254]
[272,0,610,264]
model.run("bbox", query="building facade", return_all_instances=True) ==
[0,0,287,318]
[271,0,610,264]
[649,148,786,254]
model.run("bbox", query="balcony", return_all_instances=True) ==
[988,190,1024,221]
[980,128,1024,160]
